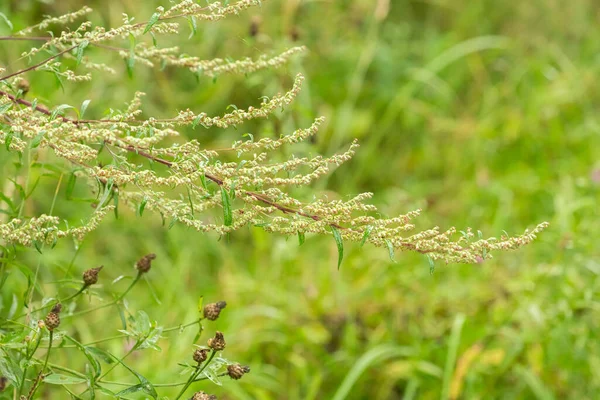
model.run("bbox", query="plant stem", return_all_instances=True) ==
[26,330,53,399]
[174,350,216,400]
[62,272,141,320]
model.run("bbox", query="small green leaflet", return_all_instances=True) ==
[0,12,13,30]
[187,16,197,39]
[0,102,12,114]
[143,12,161,34]
[30,130,46,148]
[126,33,136,78]
[220,186,232,226]
[4,131,12,151]
[385,239,396,262]
[43,374,87,385]
[331,226,344,270]
[360,225,373,247]
[139,196,148,216]
[427,255,435,274]
[75,40,89,66]
[50,104,74,120]
[298,231,305,246]
[79,99,91,119]
[192,114,205,129]
[65,171,77,199]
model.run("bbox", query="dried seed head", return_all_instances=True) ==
[227,364,250,380]
[290,26,300,41]
[83,265,103,286]
[193,348,208,364]
[0,376,7,392]
[192,392,217,400]
[249,15,261,37]
[16,79,30,95]
[203,301,226,321]
[44,312,60,331]
[51,303,62,314]
[45,303,62,331]
[207,331,226,351]
[136,253,156,274]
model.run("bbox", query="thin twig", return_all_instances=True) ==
[0,45,78,82]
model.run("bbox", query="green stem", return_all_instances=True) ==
[27,330,53,399]
[36,317,202,349]
[174,350,216,400]
[63,273,141,320]
[19,327,43,396]
[42,331,53,371]
[97,341,138,381]
[16,284,87,320]
[101,372,229,387]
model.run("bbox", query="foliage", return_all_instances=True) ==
[0,0,586,399]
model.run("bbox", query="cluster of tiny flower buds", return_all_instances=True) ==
[193,348,208,364]
[44,303,62,331]
[207,331,226,351]
[191,392,217,400]
[203,301,227,321]
[227,364,250,380]
[83,265,103,286]
[136,253,156,274]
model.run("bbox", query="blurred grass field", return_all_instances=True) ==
[1,0,599,398]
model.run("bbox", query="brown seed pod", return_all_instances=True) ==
[227,363,250,380]
[0,376,7,392]
[136,253,156,273]
[51,303,62,314]
[83,265,103,286]
[249,15,261,37]
[16,79,30,95]
[193,348,208,364]
[207,331,226,351]
[192,392,217,400]
[203,301,226,321]
[44,312,60,331]
[45,303,62,331]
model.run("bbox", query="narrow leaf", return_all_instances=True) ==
[331,226,344,270]
[43,374,87,385]
[360,226,373,247]
[298,231,305,246]
[80,99,91,119]
[220,187,232,226]
[75,40,89,66]
[0,13,13,30]
[385,239,396,262]
[143,12,161,34]
[66,172,77,199]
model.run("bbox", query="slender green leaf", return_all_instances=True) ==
[143,12,161,34]
[66,172,77,199]
[221,187,232,226]
[43,374,87,385]
[75,40,89,66]
[332,345,413,400]
[187,16,197,39]
[139,197,148,216]
[360,226,373,247]
[331,226,344,270]
[384,239,395,262]
[441,314,466,400]
[80,99,91,119]
[29,131,45,148]
[298,231,305,246]
[0,12,13,30]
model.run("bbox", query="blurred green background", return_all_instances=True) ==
[1,0,599,398]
